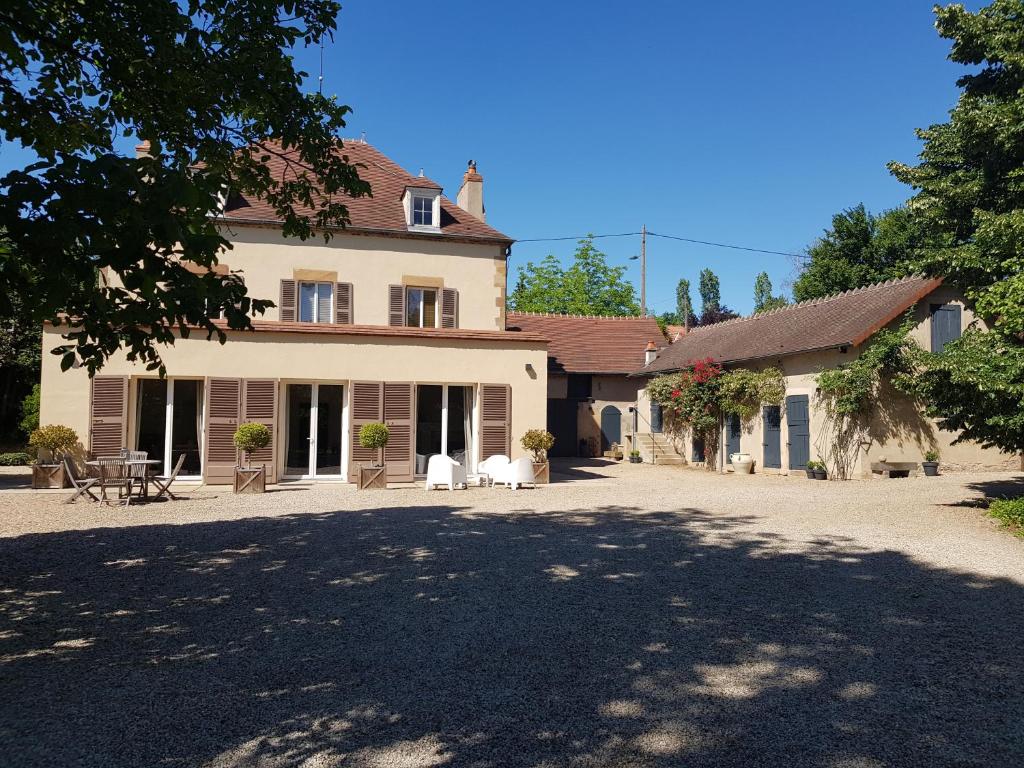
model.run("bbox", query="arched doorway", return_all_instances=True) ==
[600,405,622,452]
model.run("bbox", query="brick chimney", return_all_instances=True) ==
[456,160,485,221]
[134,140,152,159]
[644,341,658,366]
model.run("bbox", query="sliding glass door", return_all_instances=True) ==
[135,379,204,478]
[414,384,474,475]
[284,383,345,479]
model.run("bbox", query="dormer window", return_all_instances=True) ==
[412,195,434,227]
[402,185,441,232]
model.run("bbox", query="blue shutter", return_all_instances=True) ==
[786,395,810,470]
[930,304,962,353]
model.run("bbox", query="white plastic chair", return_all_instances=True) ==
[477,455,510,487]
[492,457,536,490]
[424,455,468,491]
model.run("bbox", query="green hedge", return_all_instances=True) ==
[0,452,32,466]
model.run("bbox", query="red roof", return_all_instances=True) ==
[640,275,943,373]
[220,139,511,243]
[507,312,665,374]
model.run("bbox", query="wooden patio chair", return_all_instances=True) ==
[62,457,99,504]
[124,450,149,496]
[97,457,131,507]
[150,454,186,501]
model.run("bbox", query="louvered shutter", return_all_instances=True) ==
[931,304,962,353]
[388,285,406,326]
[279,279,297,322]
[335,282,353,324]
[383,382,414,482]
[349,381,383,481]
[203,378,241,484]
[89,376,128,456]
[242,379,278,482]
[480,384,511,460]
[441,288,458,328]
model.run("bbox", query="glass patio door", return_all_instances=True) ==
[135,379,204,478]
[284,383,344,478]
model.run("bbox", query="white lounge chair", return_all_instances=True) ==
[477,455,510,487]
[424,455,468,491]
[492,457,536,490]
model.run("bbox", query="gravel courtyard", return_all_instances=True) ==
[1,461,1022,767]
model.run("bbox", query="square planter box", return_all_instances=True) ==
[234,466,266,494]
[32,464,67,489]
[532,462,550,484]
[358,465,387,490]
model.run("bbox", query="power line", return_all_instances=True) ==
[514,229,806,258]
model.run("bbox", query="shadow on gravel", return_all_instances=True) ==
[946,474,1024,508]
[1,503,1022,767]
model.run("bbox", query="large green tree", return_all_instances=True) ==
[753,272,788,313]
[793,205,923,302]
[887,0,1024,453]
[697,268,739,325]
[509,237,641,316]
[0,1,369,375]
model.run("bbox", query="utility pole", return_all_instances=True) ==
[640,224,647,316]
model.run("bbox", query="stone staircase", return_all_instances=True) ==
[634,433,686,465]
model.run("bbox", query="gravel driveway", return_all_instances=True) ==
[1,461,1022,767]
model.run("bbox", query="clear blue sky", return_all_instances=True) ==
[0,1,974,317]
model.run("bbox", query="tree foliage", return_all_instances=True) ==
[0,243,41,439]
[886,0,1024,453]
[696,268,739,325]
[753,272,788,313]
[509,237,641,316]
[793,205,922,302]
[0,0,370,375]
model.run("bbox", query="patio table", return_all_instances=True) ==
[85,459,161,501]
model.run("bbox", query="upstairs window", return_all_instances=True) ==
[406,287,438,328]
[299,281,333,323]
[412,195,434,227]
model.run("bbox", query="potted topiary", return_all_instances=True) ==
[521,429,555,484]
[233,422,271,493]
[28,424,79,489]
[357,422,389,489]
[922,449,940,477]
[807,460,828,481]
[628,450,642,464]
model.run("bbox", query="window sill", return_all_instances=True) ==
[407,224,442,234]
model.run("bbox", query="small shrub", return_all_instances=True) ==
[521,429,555,462]
[989,498,1024,536]
[0,452,32,466]
[233,422,271,467]
[923,449,940,463]
[19,384,40,437]
[358,422,390,451]
[806,460,826,472]
[28,424,79,461]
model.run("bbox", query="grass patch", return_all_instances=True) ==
[988,497,1024,537]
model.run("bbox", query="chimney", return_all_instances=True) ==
[644,341,658,366]
[457,160,485,221]
[134,140,152,159]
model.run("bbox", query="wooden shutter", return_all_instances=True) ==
[203,378,241,484]
[388,285,406,326]
[480,384,511,460]
[279,279,297,322]
[89,376,128,456]
[383,382,414,482]
[349,381,383,481]
[242,379,278,482]
[931,304,962,353]
[441,288,458,328]
[335,282,353,324]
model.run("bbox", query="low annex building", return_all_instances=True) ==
[40,141,549,484]
[635,275,1018,476]
[507,312,664,457]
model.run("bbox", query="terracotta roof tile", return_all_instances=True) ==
[639,275,943,374]
[507,312,665,374]
[221,139,511,243]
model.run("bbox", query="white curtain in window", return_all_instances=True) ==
[317,283,333,324]
[299,282,316,322]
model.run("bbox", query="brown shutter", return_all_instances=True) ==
[349,381,383,481]
[388,285,405,326]
[203,378,241,484]
[480,384,511,460]
[335,282,353,324]
[383,382,414,482]
[441,288,458,328]
[279,279,297,322]
[89,376,128,456]
[242,379,278,482]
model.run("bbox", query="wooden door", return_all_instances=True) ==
[348,381,383,481]
[785,395,810,470]
[383,382,414,482]
[600,405,622,452]
[89,376,128,456]
[204,378,241,484]
[762,405,782,469]
[726,413,741,462]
